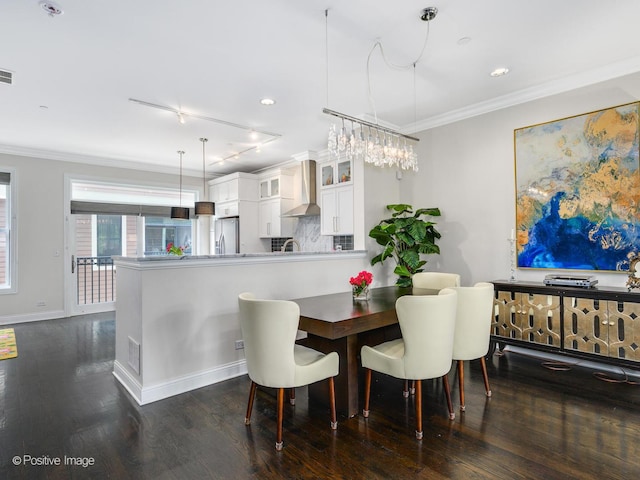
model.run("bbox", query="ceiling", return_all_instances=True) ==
[2,0,640,177]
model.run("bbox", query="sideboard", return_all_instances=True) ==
[491,281,640,369]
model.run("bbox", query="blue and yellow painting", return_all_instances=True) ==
[514,102,640,271]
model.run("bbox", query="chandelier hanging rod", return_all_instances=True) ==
[322,108,420,142]
[129,98,282,138]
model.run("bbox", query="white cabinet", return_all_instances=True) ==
[209,172,258,204]
[214,201,239,218]
[259,198,294,238]
[258,172,293,199]
[320,159,352,187]
[259,177,279,199]
[257,169,294,238]
[321,185,354,235]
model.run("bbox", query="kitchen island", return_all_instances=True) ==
[113,250,370,405]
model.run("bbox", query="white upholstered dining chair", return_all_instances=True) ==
[238,292,339,451]
[449,282,495,411]
[412,272,461,291]
[404,271,461,397]
[361,288,458,439]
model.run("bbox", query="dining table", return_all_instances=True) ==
[292,285,437,417]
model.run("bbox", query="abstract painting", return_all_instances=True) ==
[514,102,640,271]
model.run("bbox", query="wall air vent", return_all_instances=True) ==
[0,70,13,85]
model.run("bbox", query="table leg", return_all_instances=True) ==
[304,333,360,417]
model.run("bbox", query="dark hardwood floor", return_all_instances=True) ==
[1,313,640,479]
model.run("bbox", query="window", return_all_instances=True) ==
[0,170,15,293]
[70,179,197,258]
[144,217,192,255]
[96,215,123,257]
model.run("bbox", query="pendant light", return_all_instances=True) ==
[194,137,215,216]
[170,150,190,219]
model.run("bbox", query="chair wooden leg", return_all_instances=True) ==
[403,380,409,398]
[415,379,423,439]
[289,388,296,405]
[245,381,257,425]
[363,369,372,417]
[328,377,337,429]
[458,359,466,411]
[410,380,416,395]
[480,356,492,397]
[442,374,455,420]
[276,388,284,451]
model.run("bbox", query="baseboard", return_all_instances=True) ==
[0,309,66,325]
[113,360,144,404]
[113,359,248,406]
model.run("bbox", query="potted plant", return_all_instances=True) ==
[369,204,441,288]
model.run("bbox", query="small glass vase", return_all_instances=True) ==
[352,285,370,301]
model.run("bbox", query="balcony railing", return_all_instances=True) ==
[76,256,115,305]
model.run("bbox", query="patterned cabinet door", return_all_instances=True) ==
[564,297,609,357]
[492,290,560,345]
[606,300,640,362]
[519,293,561,347]
[492,290,523,340]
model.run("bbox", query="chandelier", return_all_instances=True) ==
[324,108,419,171]
[322,7,438,172]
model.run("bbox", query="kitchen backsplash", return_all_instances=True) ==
[269,217,352,252]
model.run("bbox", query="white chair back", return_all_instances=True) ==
[412,272,461,292]
[395,288,458,379]
[238,292,299,387]
[451,282,495,360]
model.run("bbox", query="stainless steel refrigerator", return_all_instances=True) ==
[213,216,240,254]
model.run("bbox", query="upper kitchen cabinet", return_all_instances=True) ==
[258,171,293,199]
[209,172,258,204]
[319,158,354,235]
[320,158,352,187]
[258,169,294,238]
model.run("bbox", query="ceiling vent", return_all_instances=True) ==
[0,70,13,85]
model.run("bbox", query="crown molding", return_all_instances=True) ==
[404,55,640,133]
[0,144,203,177]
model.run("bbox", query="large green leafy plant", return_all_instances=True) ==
[369,204,442,288]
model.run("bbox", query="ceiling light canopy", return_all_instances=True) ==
[40,1,63,17]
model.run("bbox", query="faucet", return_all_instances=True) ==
[281,239,300,252]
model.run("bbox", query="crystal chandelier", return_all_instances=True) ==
[322,7,439,173]
[324,108,419,172]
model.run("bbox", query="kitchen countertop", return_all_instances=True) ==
[113,250,367,266]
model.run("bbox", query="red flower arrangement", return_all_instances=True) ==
[350,270,373,297]
[166,242,184,256]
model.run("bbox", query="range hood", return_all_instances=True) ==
[282,159,320,217]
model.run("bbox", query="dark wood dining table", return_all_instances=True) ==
[292,286,436,417]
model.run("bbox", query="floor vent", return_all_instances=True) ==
[0,70,13,85]
[128,337,140,374]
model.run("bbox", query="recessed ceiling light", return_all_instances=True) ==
[490,67,510,77]
[260,98,275,106]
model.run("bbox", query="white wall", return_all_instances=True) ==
[3,69,639,322]
[403,71,640,287]
[0,152,204,322]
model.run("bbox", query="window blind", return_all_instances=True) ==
[70,200,194,217]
